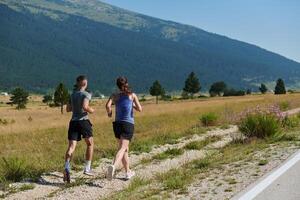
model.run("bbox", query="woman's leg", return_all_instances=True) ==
[113,138,129,168]
[121,145,130,173]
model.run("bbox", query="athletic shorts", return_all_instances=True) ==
[113,121,134,141]
[68,120,93,141]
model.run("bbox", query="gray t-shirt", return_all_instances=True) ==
[70,90,92,121]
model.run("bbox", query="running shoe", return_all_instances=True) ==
[107,165,115,181]
[63,168,71,183]
[83,169,95,176]
[125,171,135,180]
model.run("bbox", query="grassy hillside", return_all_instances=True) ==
[1,0,300,94]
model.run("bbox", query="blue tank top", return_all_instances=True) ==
[115,94,134,124]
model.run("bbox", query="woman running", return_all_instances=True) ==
[105,77,142,181]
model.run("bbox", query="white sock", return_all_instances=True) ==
[85,160,91,171]
[65,160,70,170]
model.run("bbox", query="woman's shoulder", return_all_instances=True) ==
[110,92,119,100]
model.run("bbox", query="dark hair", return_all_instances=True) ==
[74,75,87,91]
[116,76,132,95]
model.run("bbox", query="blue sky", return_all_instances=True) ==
[103,0,300,62]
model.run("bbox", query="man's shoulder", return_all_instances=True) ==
[81,91,91,100]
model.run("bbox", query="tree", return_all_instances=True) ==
[42,94,53,105]
[54,83,69,114]
[10,87,29,109]
[246,89,252,95]
[149,80,165,104]
[183,72,201,98]
[223,88,245,97]
[209,81,227,97]
[259,83,268,94]
[274,78,286,95]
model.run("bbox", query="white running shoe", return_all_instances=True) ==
[83,169,94,176]
[125,171,135,180]
[107,165,115,181]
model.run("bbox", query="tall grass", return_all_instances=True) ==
[1,94,300,183]
[0,157,43,183]
[200,112,218,127]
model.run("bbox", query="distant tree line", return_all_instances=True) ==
[1,73,289,109]
[149,74,288,103]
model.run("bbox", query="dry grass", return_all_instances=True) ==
[1,94,300,175]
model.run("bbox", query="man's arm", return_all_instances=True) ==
[66,103,72,112]
[83,98,94,114]
[133,93,142,112]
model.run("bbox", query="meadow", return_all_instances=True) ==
[1,93,300,179]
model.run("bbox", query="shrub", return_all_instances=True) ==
[162,95,173,101]
[282,116,300,129]
[0,119,8,125]
[278,101,290,111]
[223,88,245,97]
[28,116,33,122]
[238,113,281,139]
[200,112,218,127]
[0,157,43,183]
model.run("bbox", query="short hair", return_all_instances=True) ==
[76,75,87,83]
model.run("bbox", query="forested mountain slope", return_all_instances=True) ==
[0,0,299,94]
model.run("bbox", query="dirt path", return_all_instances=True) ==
[5,126,238,200]
[284,107,300,116]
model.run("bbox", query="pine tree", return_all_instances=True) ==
[259,83,268,94]
[42,94,53,105]
[209,81,227,97]
[274,79,286,95]
[54,83,69,114]
[10,88,29,109]
[149,80,165,104]
[183,72,201,98]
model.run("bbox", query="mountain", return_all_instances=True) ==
[0,0,300,94]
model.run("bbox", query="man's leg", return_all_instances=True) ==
[64,140,77,182]
[84,137,94,173]
[65,140,77,167]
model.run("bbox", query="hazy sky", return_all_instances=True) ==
[103,0,300,62]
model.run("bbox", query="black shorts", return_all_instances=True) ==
[68,120,93,141]
[113,121,134,141]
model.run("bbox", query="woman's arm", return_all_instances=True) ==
[133,93,142,112]
[106,95,113,117]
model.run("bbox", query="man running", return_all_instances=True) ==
[64,75,95,183]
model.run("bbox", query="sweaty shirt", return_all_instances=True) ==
[70,90,92,121]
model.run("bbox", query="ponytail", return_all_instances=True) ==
[116,76,132,95]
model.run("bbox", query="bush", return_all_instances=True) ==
[198,95,208,98]
[0,119,9,125]
[223,89,245,97]
[200,112,218,127]
[239,113,281,139]
[0,157,43,183]
[282,116,300,129]
[162,95,173,101]
[278,101,290,111]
